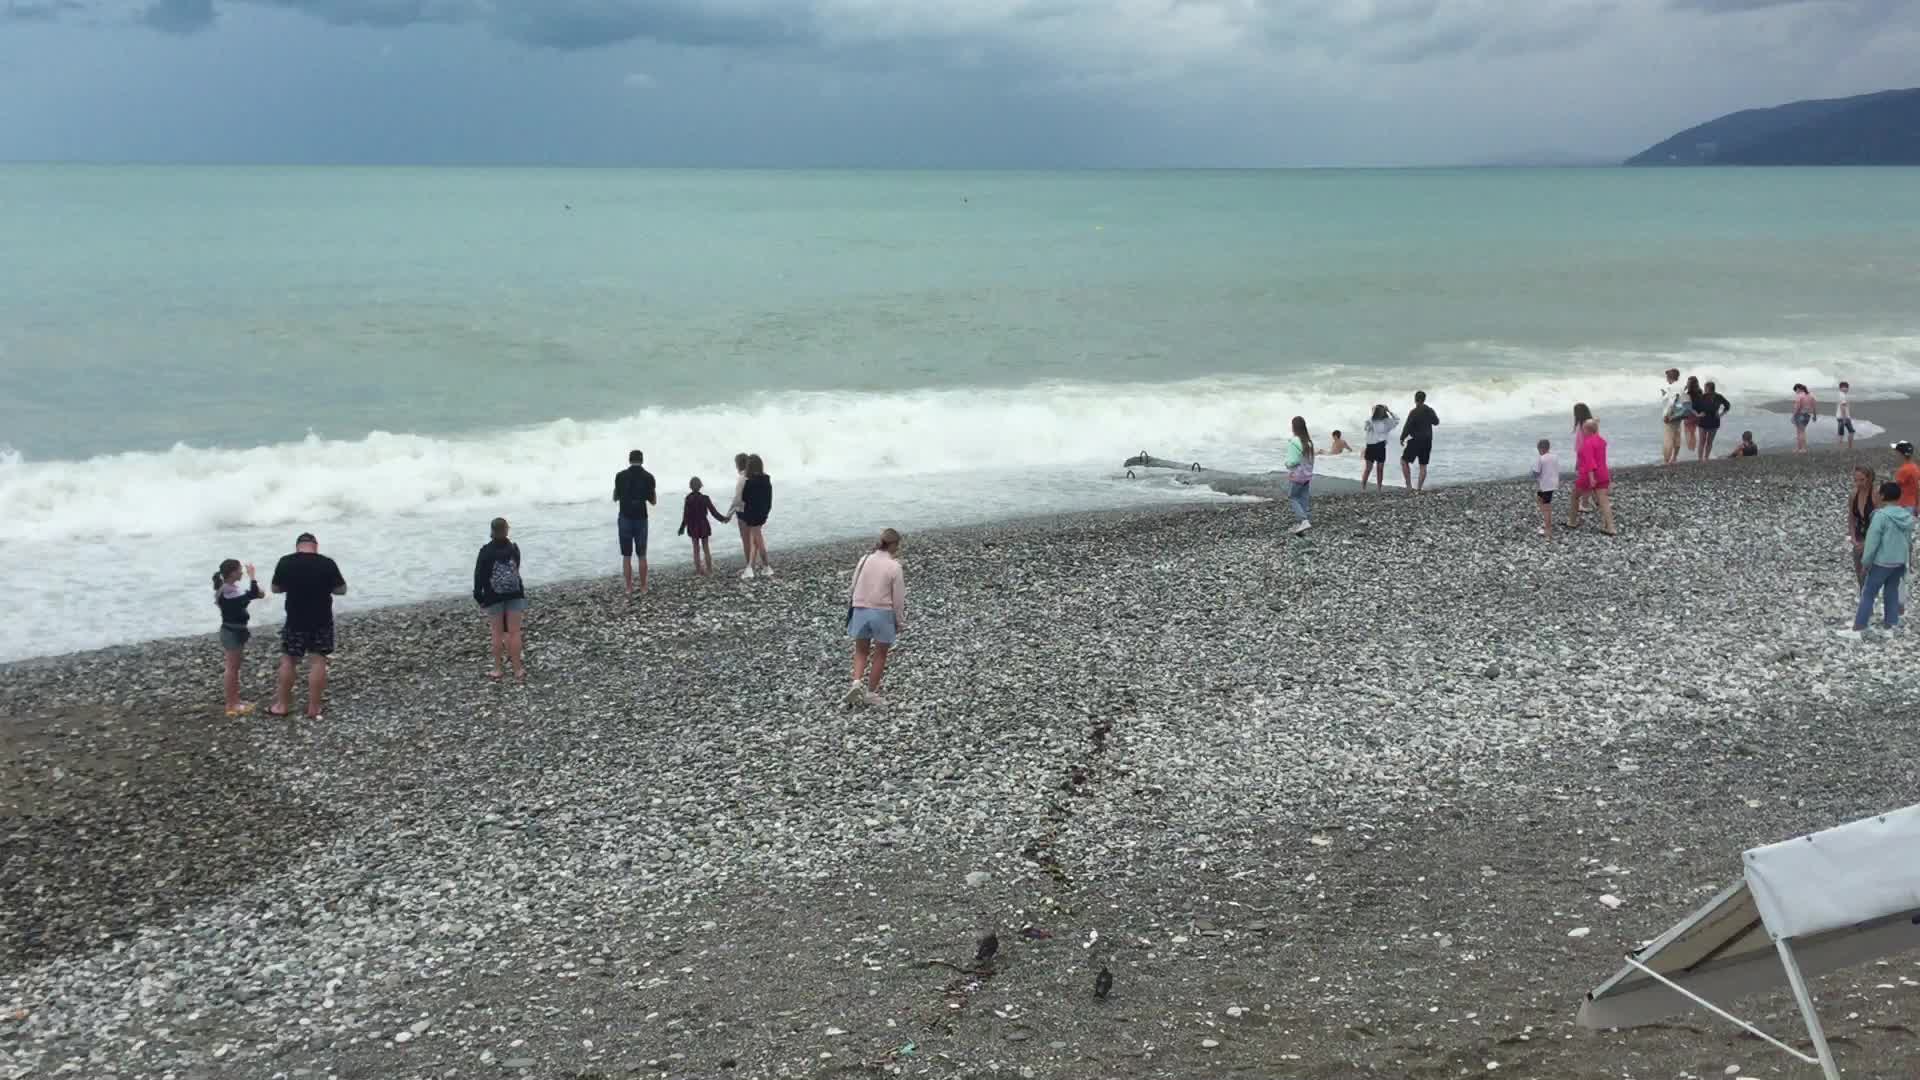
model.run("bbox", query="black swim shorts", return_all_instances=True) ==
[281,624,336,659]
[1402,439,1432,466]
[1364,441,1386,464]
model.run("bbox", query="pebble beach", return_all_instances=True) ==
[4,445,1920,1080]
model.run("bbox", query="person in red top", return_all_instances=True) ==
[1569,419,1617,536]
[1895,441,1920,511]
[677,477,732,576]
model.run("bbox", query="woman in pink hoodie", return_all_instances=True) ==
[845,529,907,707]
[1569,418,1617,536]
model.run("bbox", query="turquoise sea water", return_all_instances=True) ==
[3,166,1919,660]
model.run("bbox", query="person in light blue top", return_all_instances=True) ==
[1848,480,1913,635]
[1283,415,1315,537]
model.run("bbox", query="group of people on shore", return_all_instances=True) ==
[1843,439,1918,636]
[209,449,805,716]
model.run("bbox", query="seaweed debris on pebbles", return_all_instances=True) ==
[3,450,1917,1079]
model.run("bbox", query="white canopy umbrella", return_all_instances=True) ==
[1579,803,1920,1079]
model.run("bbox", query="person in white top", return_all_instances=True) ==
[1359,405,1398,493]
[1836,380,1856,450]
[1532,438,1559,540]
[726,452,753,576]
[845,529,908,707]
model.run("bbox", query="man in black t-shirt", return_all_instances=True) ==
[1399,390,1440,493]
[270,532,347,719]
[613,449,658,595]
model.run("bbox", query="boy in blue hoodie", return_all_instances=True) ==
[1852,480,1914,633]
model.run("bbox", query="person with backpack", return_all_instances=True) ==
[474,516,527,682]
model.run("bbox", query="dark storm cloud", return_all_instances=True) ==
[140,0,215,32]
[486,1,808,50]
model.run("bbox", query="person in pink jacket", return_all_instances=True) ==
[845,529,907,707]
[1568,418,1617,536]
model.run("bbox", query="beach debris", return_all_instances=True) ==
[965,870,991,888]
[975,931,1000,966]
[1095,966,1113,999]
[1599,894,1624,910]
[1568,927,1592,939]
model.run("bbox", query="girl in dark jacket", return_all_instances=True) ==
[740,454,775,580]
[473,517,526,681]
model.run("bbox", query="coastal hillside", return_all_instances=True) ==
[1627,87,1920,165]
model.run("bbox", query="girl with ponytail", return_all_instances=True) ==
[212,558,263,716]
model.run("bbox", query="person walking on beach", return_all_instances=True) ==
[212,558,264,716]
[1849,466,1877,586]
[1659,368,1684,465]
[614,450,657,595]
[1790,383,1818,454]
[845,528,907,707]
[1845,480,1911,637]
[1836,381,1856,450]
[678,477,731,576]
[740,453,775,579]
[270,532,346,719]
[1695,381,1730,461]
[1894,441,1919,510]
[1283,416,1316,535]
[1360,404,1397,492]
[1532,439,1558,540]
[1399,391,1438,493]
[727,452,753,571]
[473,517,526,682]
[1569,419,1616,536]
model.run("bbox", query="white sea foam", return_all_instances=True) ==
[7,337,1916,547]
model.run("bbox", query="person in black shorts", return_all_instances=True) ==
[270,532,347,719]
[1399,390,1440,493]
[614,449,658,595]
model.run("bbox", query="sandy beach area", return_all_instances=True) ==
[4,439,1919,1079]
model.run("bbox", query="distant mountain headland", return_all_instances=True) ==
[1626,88,1920,166]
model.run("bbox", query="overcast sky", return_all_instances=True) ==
[1,0,1915,166]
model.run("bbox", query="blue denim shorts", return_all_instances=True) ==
[848,607,898,646]
[485,597,529,617]
[617,515,648,557]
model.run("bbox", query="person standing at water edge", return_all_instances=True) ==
[1845,481,1911,637]
[1695,381,1730,462]
[845,529,908,707]
[270,533,346,719]
[213,558,264,716]
[740,454,775,579]
[473,517,526,682]
[1659,368,1684,465]
[728,452,754,576]
[1790,384,1817,454]
[1682,376,1704,452]
[1283,416,1316,535]
[1531,440,1557,540]
[1569,420,1616,536]
[614,450,657,595]
[1360,405,1397,492]
[1399,391,1438,493]
[1836,382,1856,450]
[1569,404,1595,517]
[678,477,731,576]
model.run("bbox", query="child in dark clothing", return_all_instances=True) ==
[213,558,264,716]
[678,477,732,576]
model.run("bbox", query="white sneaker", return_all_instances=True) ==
[1833,628,1864,642]
[739,567,756,580]
[862,689,889,707]
[844,682,866,708]
[1289,521,1311,536]
[761,566,776,580]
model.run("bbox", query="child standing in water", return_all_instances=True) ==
[1532,439,1558,540]
[213,558,264,716]
[678,477,732,576]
